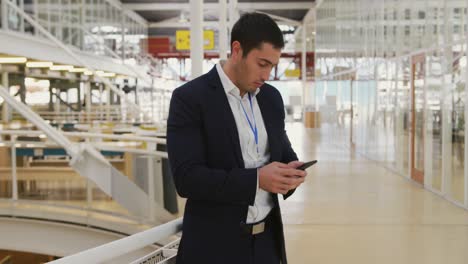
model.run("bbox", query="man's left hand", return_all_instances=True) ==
[287,161,304,170]
[286,160,308,190]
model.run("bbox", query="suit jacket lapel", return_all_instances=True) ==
[207,67,244,168]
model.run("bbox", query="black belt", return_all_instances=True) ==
[241,211,274,236]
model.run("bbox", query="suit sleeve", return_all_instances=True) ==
[167,88,257,206]
[276,91,300,200]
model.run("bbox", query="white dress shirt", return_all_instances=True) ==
[216,63,274,223]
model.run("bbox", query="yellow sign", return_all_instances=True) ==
[176,30,215,50]
[285,69,301,78]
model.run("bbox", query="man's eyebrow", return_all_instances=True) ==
[258,58,278,66]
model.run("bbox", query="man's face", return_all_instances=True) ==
[233,42,281,94]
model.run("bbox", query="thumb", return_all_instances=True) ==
[288,161,303,169]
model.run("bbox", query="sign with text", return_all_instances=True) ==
[176,30,215,50]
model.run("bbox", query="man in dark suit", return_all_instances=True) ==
[167,13,307,264]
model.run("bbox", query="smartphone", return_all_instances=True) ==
[297,160,317,171]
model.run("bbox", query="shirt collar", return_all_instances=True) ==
[216,62,260,98]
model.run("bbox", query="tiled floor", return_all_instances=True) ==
[281,123,468,264]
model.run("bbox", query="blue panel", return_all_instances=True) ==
[16,148,35,156]
[16,148,123,157]
[100,150,123,156]
[43,148,67,156]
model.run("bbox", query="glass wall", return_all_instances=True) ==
[426,50,444,191]
[316,0,467,208]
[449,43,466,202]
[0,0,147,61]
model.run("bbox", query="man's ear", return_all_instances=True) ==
[231,41,243,61]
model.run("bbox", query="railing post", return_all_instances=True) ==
[99,83,103,121]
[106,85,111,121]
[1,72,9,123]
[147,155,156,222]
[85,81,91,123]
[10,135,18,201]
[19,0,24,33]
[85,137,93,210]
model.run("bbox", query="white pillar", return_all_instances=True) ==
[147,156,156,221]
[301,22,308,110]
[85,82,91,122]
[465,0,468,207]
[1,72,9,123]
[228,0,239,31]
[219,0,228,60]
[19,0,25,33]
[1,0,6,30]
[99,84,103,120]
[11,136,18,201]
[121,12,126,62]
[106,85,111,122]
[190,0,204,79]
[150,83,154,121]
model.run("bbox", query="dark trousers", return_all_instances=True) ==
[248,213,281,264]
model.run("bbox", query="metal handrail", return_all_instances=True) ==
[48,217,182,264]
[0,130,167,144]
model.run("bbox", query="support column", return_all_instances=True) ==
[106,85,111,121]
[11,136,18,201]
[19,0,24,33]
[190,0,203,79]
[85,82,91,122]
[48,86,53,111]
[150,81,154,121]
[465,0,468,207]
[77,85,82,111]
[121,11,126,62]
[99,84,103,121]
[219,0,228,60]
[301,22,308,111]
[54,89,60,116]
[1,72,10,123]
[228,0,239,31]
[1,0,8,30]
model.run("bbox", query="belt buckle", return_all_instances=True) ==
[252,222,265,235]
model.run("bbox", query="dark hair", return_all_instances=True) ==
[231,13,284,57]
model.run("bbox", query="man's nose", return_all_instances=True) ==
[261,69,271,82]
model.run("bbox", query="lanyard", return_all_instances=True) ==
[239,93,259,153]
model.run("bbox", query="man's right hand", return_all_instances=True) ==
[258,162,307,195]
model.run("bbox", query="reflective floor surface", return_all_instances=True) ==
[281,123,468,264]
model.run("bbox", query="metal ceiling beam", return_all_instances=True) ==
[124,2,312,11]
[255,11,301,26]
[303,6,315,23]
[149,21,220,28]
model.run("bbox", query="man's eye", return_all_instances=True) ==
[259,63,268,67]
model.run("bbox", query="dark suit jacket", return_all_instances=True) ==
[167,66,298,264]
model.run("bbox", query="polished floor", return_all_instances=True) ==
[280,123,468,264]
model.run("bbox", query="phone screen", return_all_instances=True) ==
[297,160,317,170]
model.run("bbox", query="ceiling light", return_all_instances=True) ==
[96,71,116,77]
[84,71,93,75]
[179,11,188,23]
[50,65,74,71]
[69,67,88,73]
[26,61,53,68]
[0,57,27,63]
